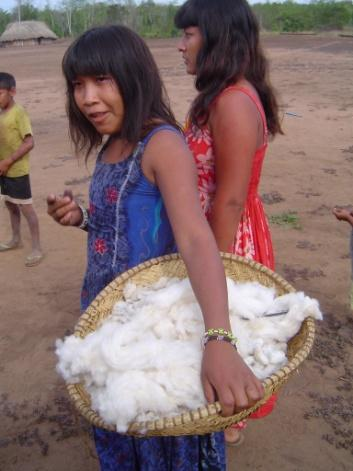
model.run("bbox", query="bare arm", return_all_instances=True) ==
[144,130,230,331]
[144,130,264,415]
[208,90,263,251]
[0,134,34,176]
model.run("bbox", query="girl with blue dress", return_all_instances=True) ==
[47,25,263,470]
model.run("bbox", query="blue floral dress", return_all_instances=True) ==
[80,125,226,470]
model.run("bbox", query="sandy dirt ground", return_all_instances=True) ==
[0,34,352,470]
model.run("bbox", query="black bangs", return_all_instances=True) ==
[62,24,180,160]
[174,0,199,29]
[62,28,115,84]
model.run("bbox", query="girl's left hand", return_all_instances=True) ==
[201,341,264,416]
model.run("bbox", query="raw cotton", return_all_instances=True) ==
[56,277,322,432]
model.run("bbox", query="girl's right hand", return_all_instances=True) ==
[201,340,264,417]
[47,190,83,227]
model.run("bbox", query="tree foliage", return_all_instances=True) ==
[253,1,353,32]
[0,1,352,38]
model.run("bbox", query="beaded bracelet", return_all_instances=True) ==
[204,328,236,340]
[203,334,238,349]
[77,204,89,231]
[203,328,237,350]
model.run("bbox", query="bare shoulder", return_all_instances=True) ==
[142,127,193,182]
[144,127,189,161]
[211,87,260,123]
[209,90,261,141]
[146,127,186,149]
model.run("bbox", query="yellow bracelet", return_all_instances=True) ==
[204,328,236,341]
[203,328,237,349]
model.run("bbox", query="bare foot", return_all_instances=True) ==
[0,239,23,252]
[25,250,44,267]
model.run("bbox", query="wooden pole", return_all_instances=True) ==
[18,0,21,23]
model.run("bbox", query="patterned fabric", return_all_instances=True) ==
[81,124,226,470]
[185,85,274,269]
[185,86,276,422]
[94,428,225,471]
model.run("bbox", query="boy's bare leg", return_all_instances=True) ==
[19,203,43,258]
[1,201,22,247]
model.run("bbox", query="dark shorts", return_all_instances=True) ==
[0,174,32,204]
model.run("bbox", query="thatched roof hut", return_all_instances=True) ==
[0,20,58,47]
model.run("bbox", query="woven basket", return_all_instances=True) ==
[67,253,315,436]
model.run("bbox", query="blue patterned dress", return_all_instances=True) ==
[80,125,226,470]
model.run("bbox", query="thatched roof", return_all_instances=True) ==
[0,20,57,42]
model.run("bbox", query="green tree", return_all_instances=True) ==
[0,9,11,34]
[1,1,352,39]
[20,0,39,21]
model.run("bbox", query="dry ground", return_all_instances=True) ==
[0,34,352,470]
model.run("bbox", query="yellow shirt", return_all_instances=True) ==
[0,103,32,178]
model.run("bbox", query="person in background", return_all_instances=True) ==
[0,72,43,267]
[175,0,283,446]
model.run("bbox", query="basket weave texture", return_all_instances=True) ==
[67,253,315,436]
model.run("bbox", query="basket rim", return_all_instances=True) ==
[67,252,316,434]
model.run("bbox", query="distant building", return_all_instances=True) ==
[0,20,58,47]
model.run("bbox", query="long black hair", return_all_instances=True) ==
[175,0,282,136]
[62,24,180,159]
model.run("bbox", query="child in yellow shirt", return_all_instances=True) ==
[0,72,43,266]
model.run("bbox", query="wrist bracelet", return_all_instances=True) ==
[77,204,89,230]
[203,334,238,350]
[203,328,237,350]
[204,328,235,340]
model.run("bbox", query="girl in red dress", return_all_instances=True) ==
[175,0,283,446]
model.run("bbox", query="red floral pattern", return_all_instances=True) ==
[185,86,274,270]
[106,187,119,204]
[94,238,107,255]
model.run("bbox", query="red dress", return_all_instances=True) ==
[185,85,275,420]
[185,85,274,268]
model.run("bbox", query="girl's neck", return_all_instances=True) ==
[102,137,135,164]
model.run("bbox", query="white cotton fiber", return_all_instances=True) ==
[56,277,322,433]
[226,279,276,319]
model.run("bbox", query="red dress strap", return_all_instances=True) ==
[216,85,268,144]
